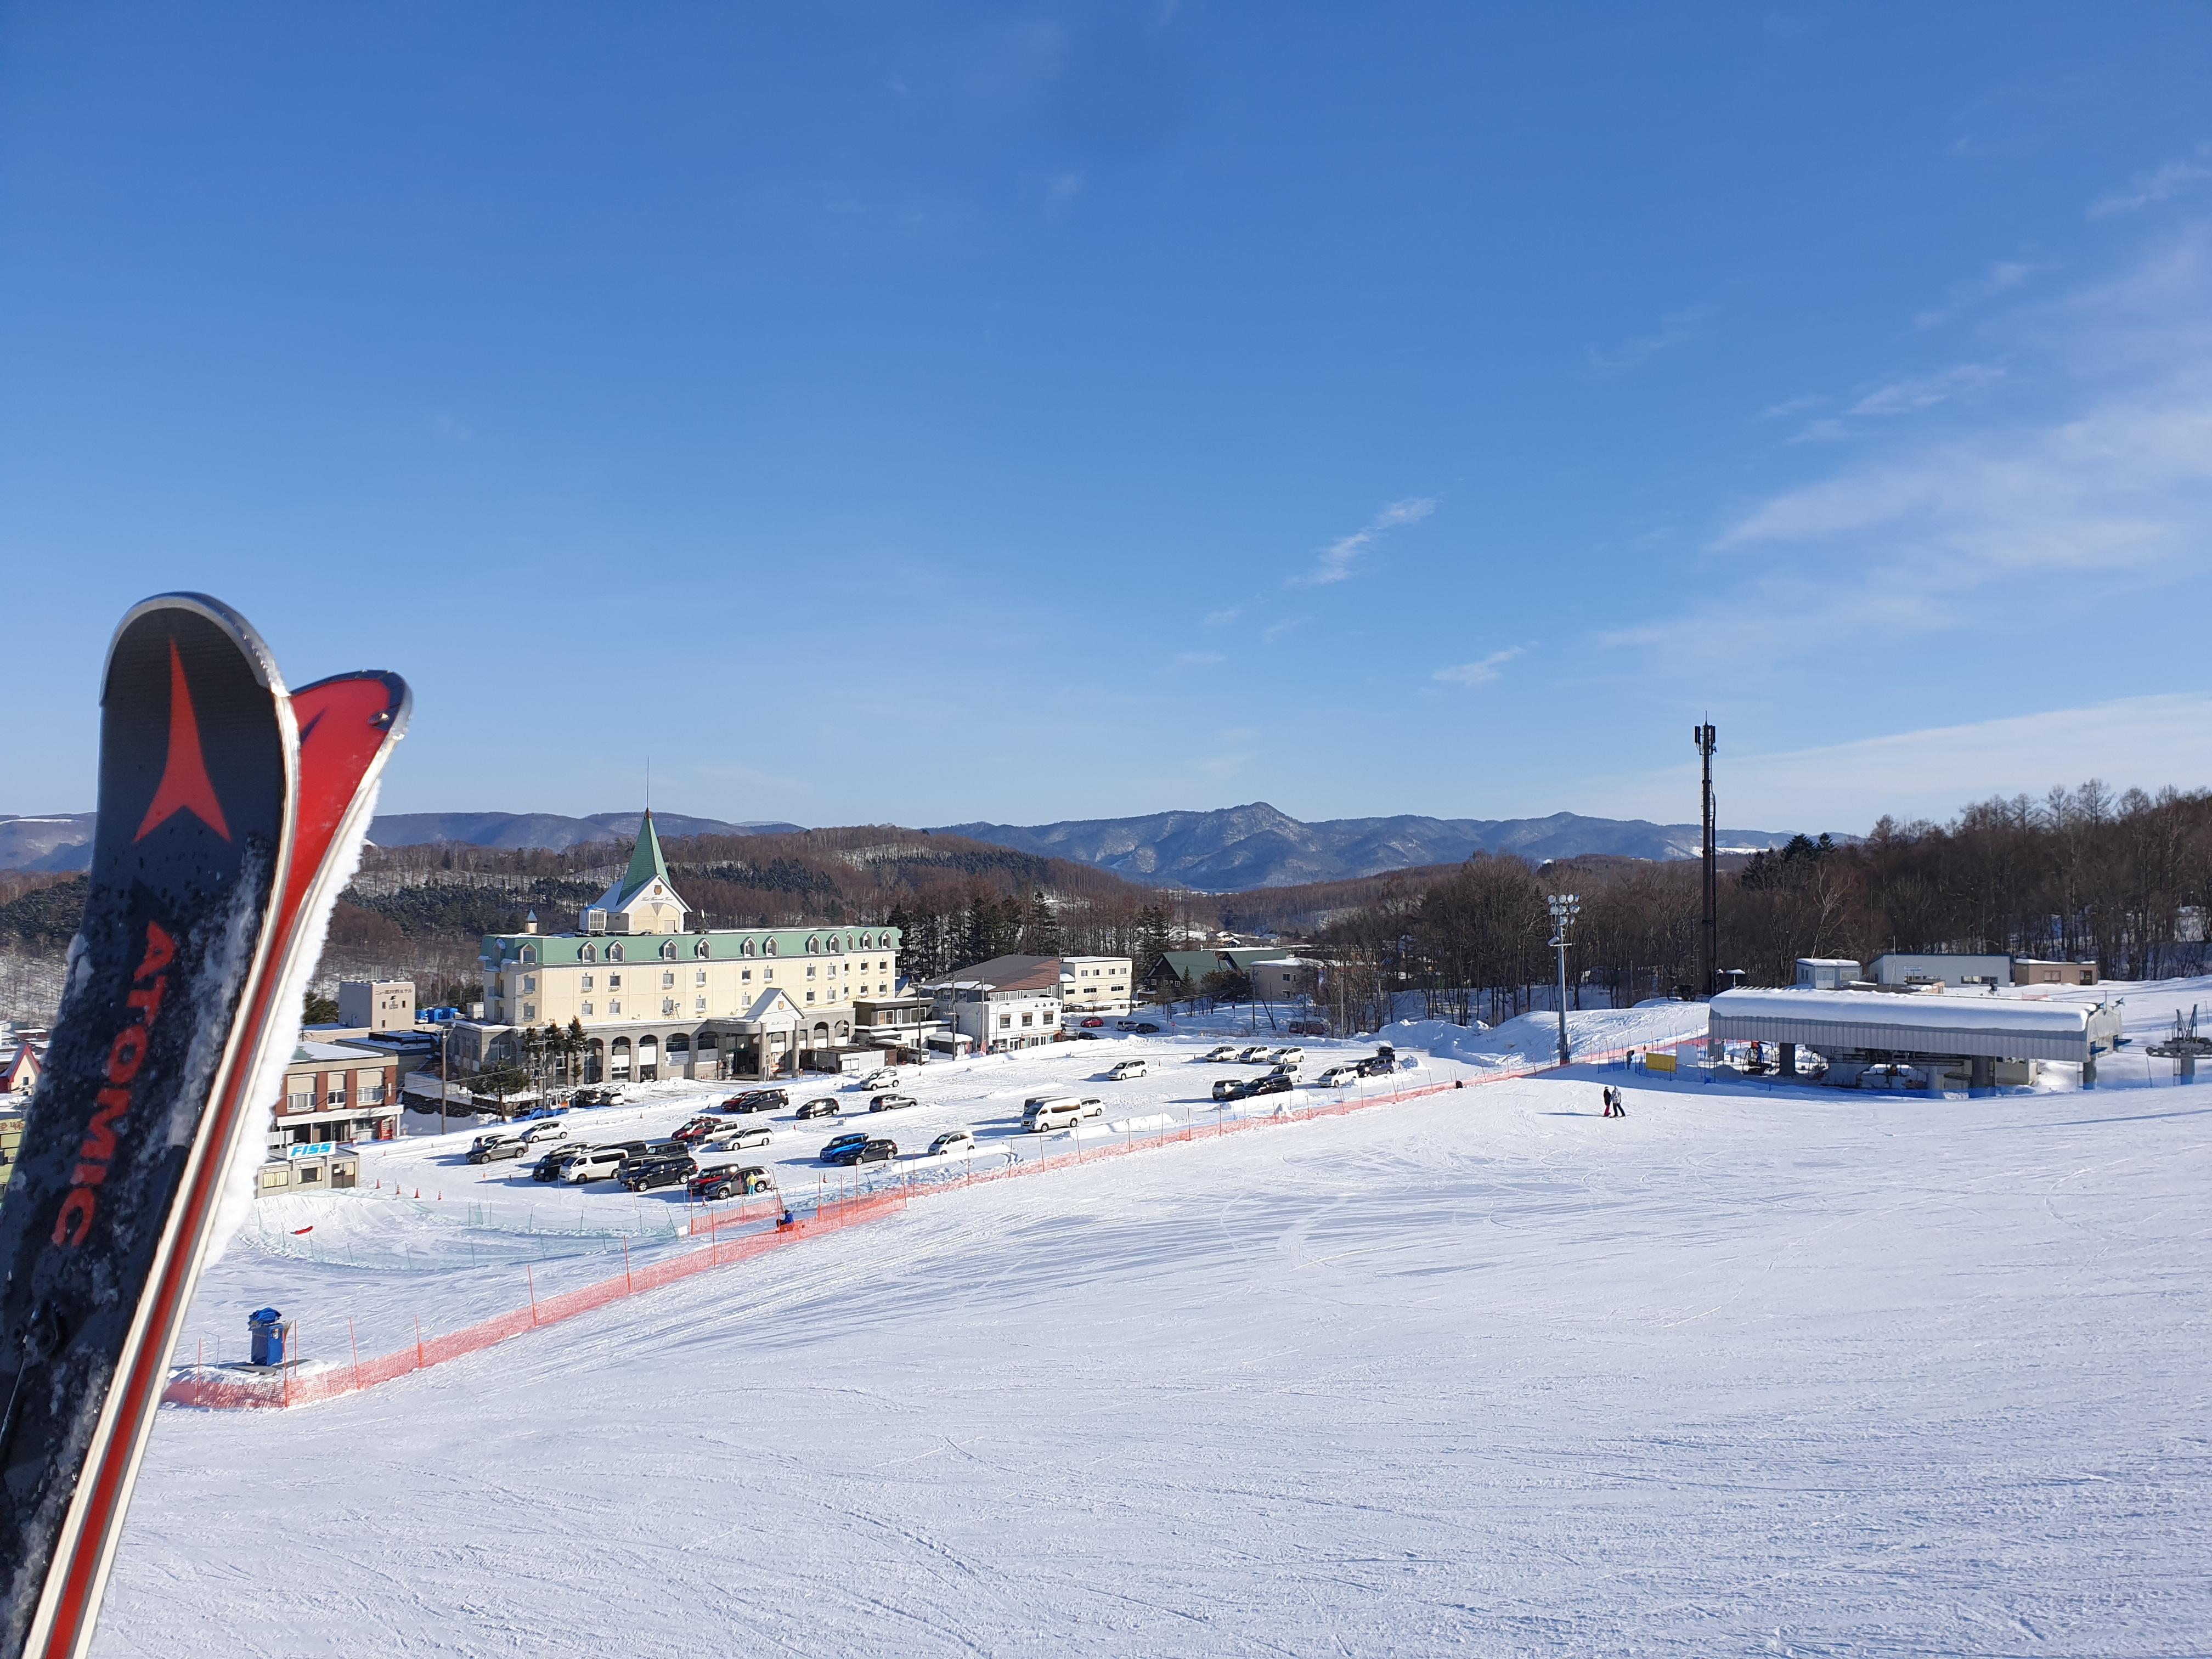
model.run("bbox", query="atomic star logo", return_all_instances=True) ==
[134,639,232,843]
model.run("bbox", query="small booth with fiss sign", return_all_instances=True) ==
[256,1141,362,1198]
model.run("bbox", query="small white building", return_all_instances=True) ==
[1794,958,1863,990]
[1060,956,1134,1017]
[1869,952,2012,989]
[926,955,1064,1053]
[338,979,416,1032]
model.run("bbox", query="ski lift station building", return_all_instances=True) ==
[1708,987,2124,1090]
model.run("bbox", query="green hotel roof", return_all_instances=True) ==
[483,924,903,967]
[608,809,676,910]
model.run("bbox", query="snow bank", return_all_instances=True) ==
[1381,1002,1711,1071]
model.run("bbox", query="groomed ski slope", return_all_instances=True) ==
[98,1002,2212,1657]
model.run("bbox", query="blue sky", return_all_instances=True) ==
[3,4,2209,836]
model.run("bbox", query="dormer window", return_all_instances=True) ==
[860,933,872,950]
[608,944,625,962]
[660,941,678,961]
[695,939,710,959]
[580,943,596,963]
[520,945,537,965]
[764,939,777,956]
[742,939,757,957]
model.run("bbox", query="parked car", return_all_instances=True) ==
[1079,1017,1105,1029]
[1022,1095,1105,1131]
[1074,1030,1100,1040]
[1287,1019,1328,1036]
[1316,1065,1363,1087]
[689,1163,774,1200]
[1356,1056,1395,1078]
[466,1133,528,1165]
[1202,1045,1239,1062]
[819,1131,871,1164]
[672,1115,725,1143]
[701,1121,772,1152]
[1269,1047,1305,1066]
[531,1147,584,1181]
[857,1069,899,1090]
[1374,1044,1396,1063]
[562,1147,630,1183]
[1211,1077,1252,1102]
[868,1093,918,1113]
[722,1088,787,1114]
[1237,1045,1272,1063]
[795,1097,842,1121]
[517,1119,571,1144]
[1115,1020,1138,1031]
[621,1153,698,1192]
[928,1128,975,1156]
[1268,1061,1301,1078]
[572,1086,625,1107]
[1249,1073,1294,1097]
[1107,1059,1148,1081]
[826,1137,898,1167]
[1133,1022,1160,1034]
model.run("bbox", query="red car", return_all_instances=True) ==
[1080,1017,1105,1028]
[670,1115,723,1143]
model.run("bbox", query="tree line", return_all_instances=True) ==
[1303,782,2212,1025]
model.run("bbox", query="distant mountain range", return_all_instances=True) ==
[0,810,800,873]
[3,802,1825,888]
[364,810,802,851]
[933,802,1824,890]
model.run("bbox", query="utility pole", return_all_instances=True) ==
[1694,722,1717,999]
[1546,893,1579,1069]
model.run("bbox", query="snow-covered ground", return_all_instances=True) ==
[94,988,2212,1655]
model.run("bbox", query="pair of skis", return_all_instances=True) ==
[0,595,410,1659]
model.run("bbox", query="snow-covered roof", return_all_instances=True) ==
[1710,987,2101,1062]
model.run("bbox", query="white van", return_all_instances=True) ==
[1269,1047,1304,1066]
[562,1147,628,1183]
[1107,1059,1148,1081]
[1022,1095,1105,1132]
[1316,1065,1363,1087]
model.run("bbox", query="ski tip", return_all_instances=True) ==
[106,594,288,697]
[291,671,413,743]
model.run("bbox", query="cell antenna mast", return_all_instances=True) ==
[1695,721,1717,998]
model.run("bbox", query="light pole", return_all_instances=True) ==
[1546,893,1580,1070]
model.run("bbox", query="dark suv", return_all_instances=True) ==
[868,1093,918,1113]
[621,1152,698,1192]
[826,1137,897,1167]
[819,1131,870,1165]
[1249,1073,1293,1096]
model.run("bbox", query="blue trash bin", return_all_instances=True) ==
[248,1307,286,1367]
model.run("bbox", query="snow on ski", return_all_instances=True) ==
[0,600,409,1659]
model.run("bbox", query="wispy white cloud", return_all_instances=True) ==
[1914,261,2039,329]
[1844,362,2006,418]
[1174,650,1224,667]
[2089,148,2212,218]
[1260,616,1307,644]
[1291,496,1435,586]
[1588,308,1706,375]
[1758,394,1827,421]
[1784,363,2005,442]
[1432,647,1525,688]
[1202,606,1242,627]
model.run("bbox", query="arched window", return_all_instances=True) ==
[806,936,820,954]
[609,943,625,962]
[742,938,756,957]
[660,940,678,961]
[695,939,710,959]
[859,933,872,950]
[834,1019,850,1039]
[520,945,537,965]
[580,943,596,963]
[765,938,778,957]
[828,934,842,953]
